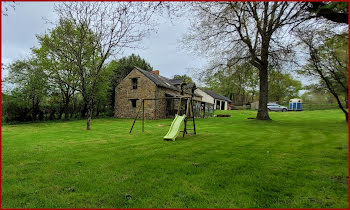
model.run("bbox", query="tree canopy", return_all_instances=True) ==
[108,54,153,110]
[184,2,307,120]
[173,74,193,84]
[297,29,348,122]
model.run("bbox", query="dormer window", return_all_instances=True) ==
[132,78,138,89]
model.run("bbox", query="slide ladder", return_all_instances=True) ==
[164,97,196,140]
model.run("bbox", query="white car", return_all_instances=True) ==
[267,103,288,112]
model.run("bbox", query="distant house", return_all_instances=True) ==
[194,88,232,110]
[115,67,213,119]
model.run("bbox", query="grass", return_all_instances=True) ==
[2,109,348,208]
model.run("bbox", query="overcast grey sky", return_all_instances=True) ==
[2,2,314,96]
[1,2,206,83]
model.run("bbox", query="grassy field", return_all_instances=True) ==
[2,110,348,208]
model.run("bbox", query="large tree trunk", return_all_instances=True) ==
[256,65,271,120]
[87,111,92,130]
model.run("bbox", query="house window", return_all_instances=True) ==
[132,78,138,89]
[131,99,138,108]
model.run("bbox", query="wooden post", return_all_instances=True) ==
[130,96,192,135]
[129,101,143,134]
[142,99,145,132]
[177,98,182,115]
[192,99,196,135]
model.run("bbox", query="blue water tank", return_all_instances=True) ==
[289,98,302,111]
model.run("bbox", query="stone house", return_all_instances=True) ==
[115,67,205,119]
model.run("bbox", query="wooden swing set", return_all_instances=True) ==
[129,96,196,138]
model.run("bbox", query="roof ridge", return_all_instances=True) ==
[200,88,231,102]
[134,67,179,91]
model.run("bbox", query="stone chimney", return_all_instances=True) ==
[152,70,159,75]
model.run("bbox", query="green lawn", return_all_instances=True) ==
[2,110,348,208]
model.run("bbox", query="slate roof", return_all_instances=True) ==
[200,88,232,102]
[168,79,184,85]
[134,67,201,97]
[135,67,178,91]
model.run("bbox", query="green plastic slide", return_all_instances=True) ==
[163,114,186,141]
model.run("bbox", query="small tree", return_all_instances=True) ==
[45,2,158,130]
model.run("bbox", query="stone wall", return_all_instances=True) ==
[155,87,202,118]
[115,68,204,119]
[156,87,179,118]
[114,69,156,119]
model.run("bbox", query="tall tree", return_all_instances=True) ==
[108,53,153,111]
[297,29,348,122]
[203,62,259,105]
[268,69,302,103]
[34,19,80,120]
[45,2,158,130]
[185,2,306,120]
[110,54,154,87]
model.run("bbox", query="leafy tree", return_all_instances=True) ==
[184,2,306,120]
[94,66,114,117]
[203,62,259,105]
[6,58,48,121]
[2,92,31,122]
[108,53,153,111]
[297,29,348,122]
[203,62,301,105]
[305,2,348,24]
[50,2,159,130]
[173,74,193,83]
[110,54,153,87]
[34,19,80,120]
[301,84,337,105]
[268,69,302,103]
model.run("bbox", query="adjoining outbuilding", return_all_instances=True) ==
[194,88,232,110]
